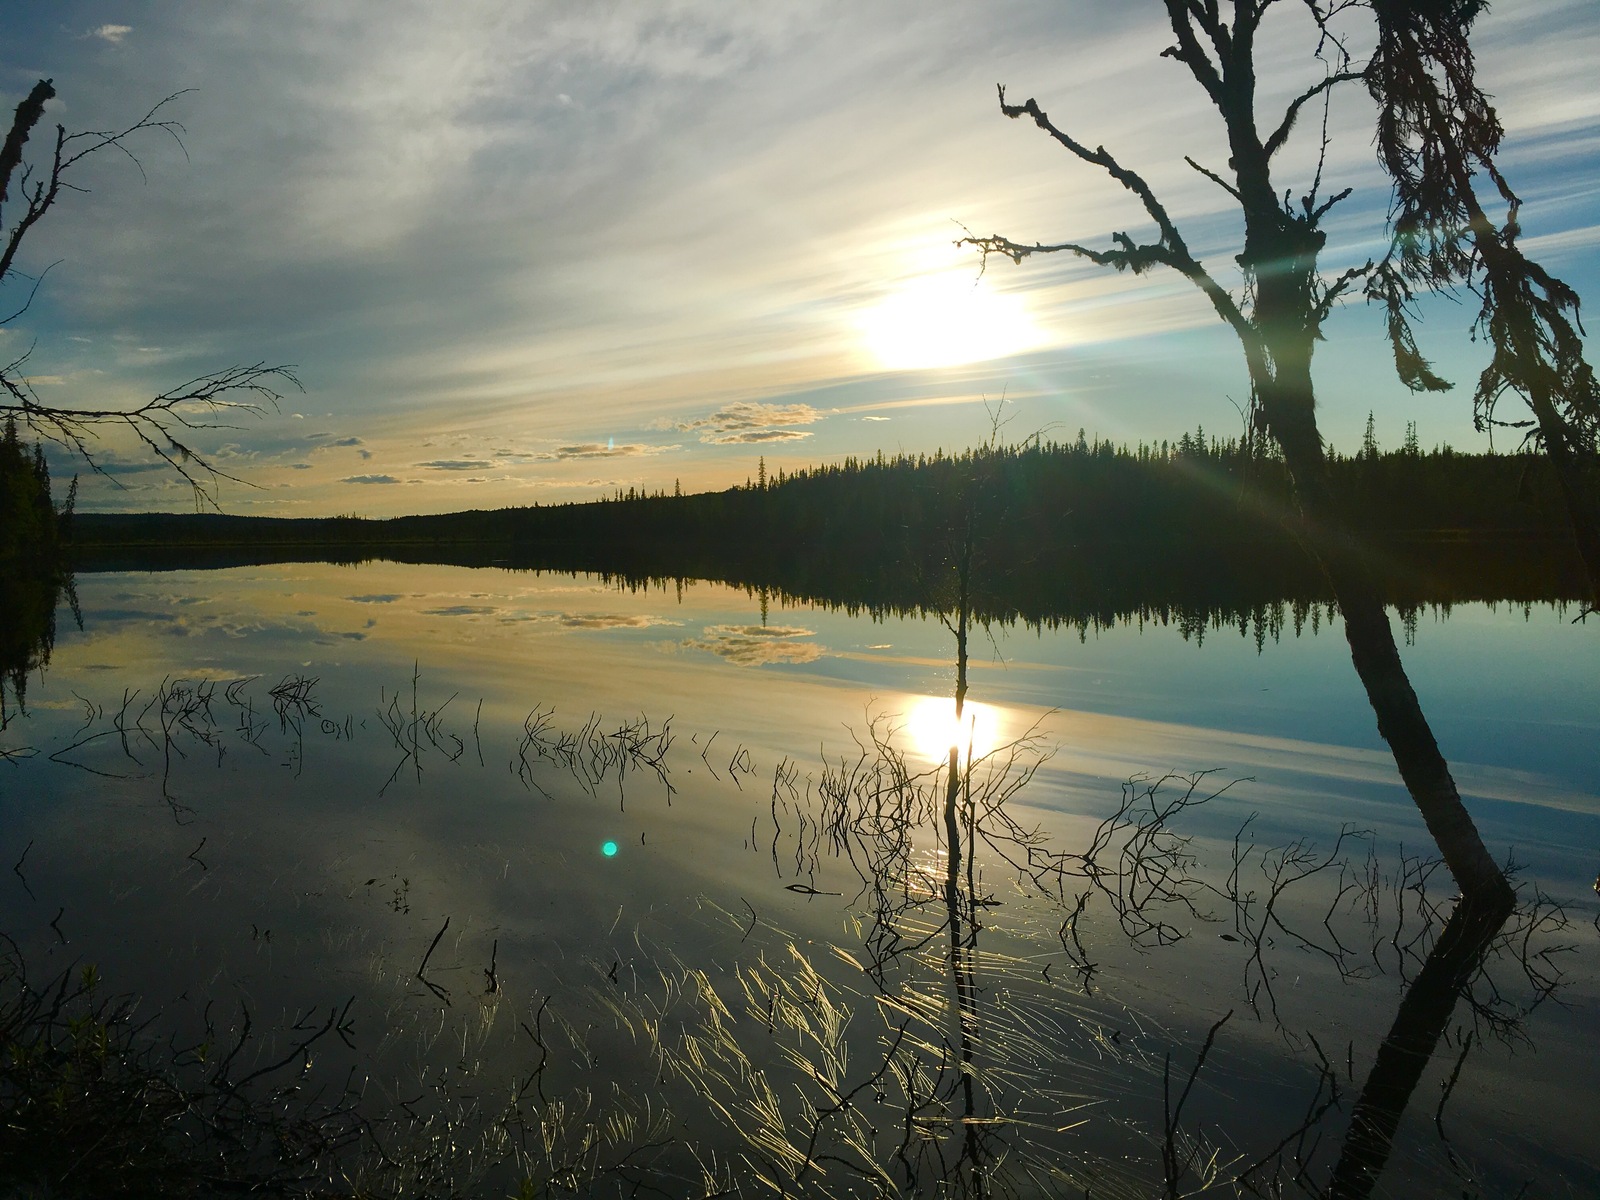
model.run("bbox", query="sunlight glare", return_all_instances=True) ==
[904,695,1000,766]
[859,272,1044,371]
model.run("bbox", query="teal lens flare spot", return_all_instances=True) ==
[602,840,619,857]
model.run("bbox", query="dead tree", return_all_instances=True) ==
[961,2,1514,914]
[2,80,295,505]
[1365,1,1600,613]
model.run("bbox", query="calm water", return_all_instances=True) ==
[3,561,1597,1197]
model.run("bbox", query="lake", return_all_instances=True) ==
[2,559,1597,1197]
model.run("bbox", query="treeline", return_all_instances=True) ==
[75,430,1577,558]
[65,431,1589,627]
[0,415,73,564]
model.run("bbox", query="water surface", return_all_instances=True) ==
[2,561,1596,1196]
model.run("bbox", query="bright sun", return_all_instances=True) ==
[859,272,1043,371]
[903,695,1000,766]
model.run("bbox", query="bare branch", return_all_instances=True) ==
[1264,71,1365,159]
[1,82,295,507]
[1185,155,1242,201]
[979,85,1268,379]
[7,363,300,509]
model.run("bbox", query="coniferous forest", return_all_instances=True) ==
[67,431,1588,627]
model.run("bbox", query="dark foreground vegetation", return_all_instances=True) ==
[71,434,1590,624]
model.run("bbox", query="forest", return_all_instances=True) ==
[65,429,1588,623]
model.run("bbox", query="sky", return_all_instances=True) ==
[2,0,1597,516]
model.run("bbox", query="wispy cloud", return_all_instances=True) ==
[543,443,673,460]
[341,474,402,485]
[417,459,493,470]
[87,24,132,44]
[673,402,823,445]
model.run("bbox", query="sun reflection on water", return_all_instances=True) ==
[902,695,1001,765]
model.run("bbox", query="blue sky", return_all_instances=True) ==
[3,0,1597,515]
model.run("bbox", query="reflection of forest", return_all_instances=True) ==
[1,418,75,725]
[72,439,1590,633]
[0,569,69,727]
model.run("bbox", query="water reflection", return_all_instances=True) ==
[0,566,1593,1196]
[0,565,74,731]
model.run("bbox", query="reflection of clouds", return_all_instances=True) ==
[498,610,682,630]
[687,624,823,666]
[554,612,680,630]
[90,608,179,624]
[410,601,679,628]
[347,594,404,603]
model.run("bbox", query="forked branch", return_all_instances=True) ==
[2,79,290,505]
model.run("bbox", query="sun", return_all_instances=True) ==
[858,272,1044,371]
[902,695,1000,766]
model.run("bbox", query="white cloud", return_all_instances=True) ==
[88,24,133,44]
[673,401,823,445]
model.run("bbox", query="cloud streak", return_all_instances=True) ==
[543,443,673,460]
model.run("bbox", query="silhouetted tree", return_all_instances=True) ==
[960,2,1515,910]
[1,79,295,505]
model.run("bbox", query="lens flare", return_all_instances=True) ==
[602,840,619,857]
